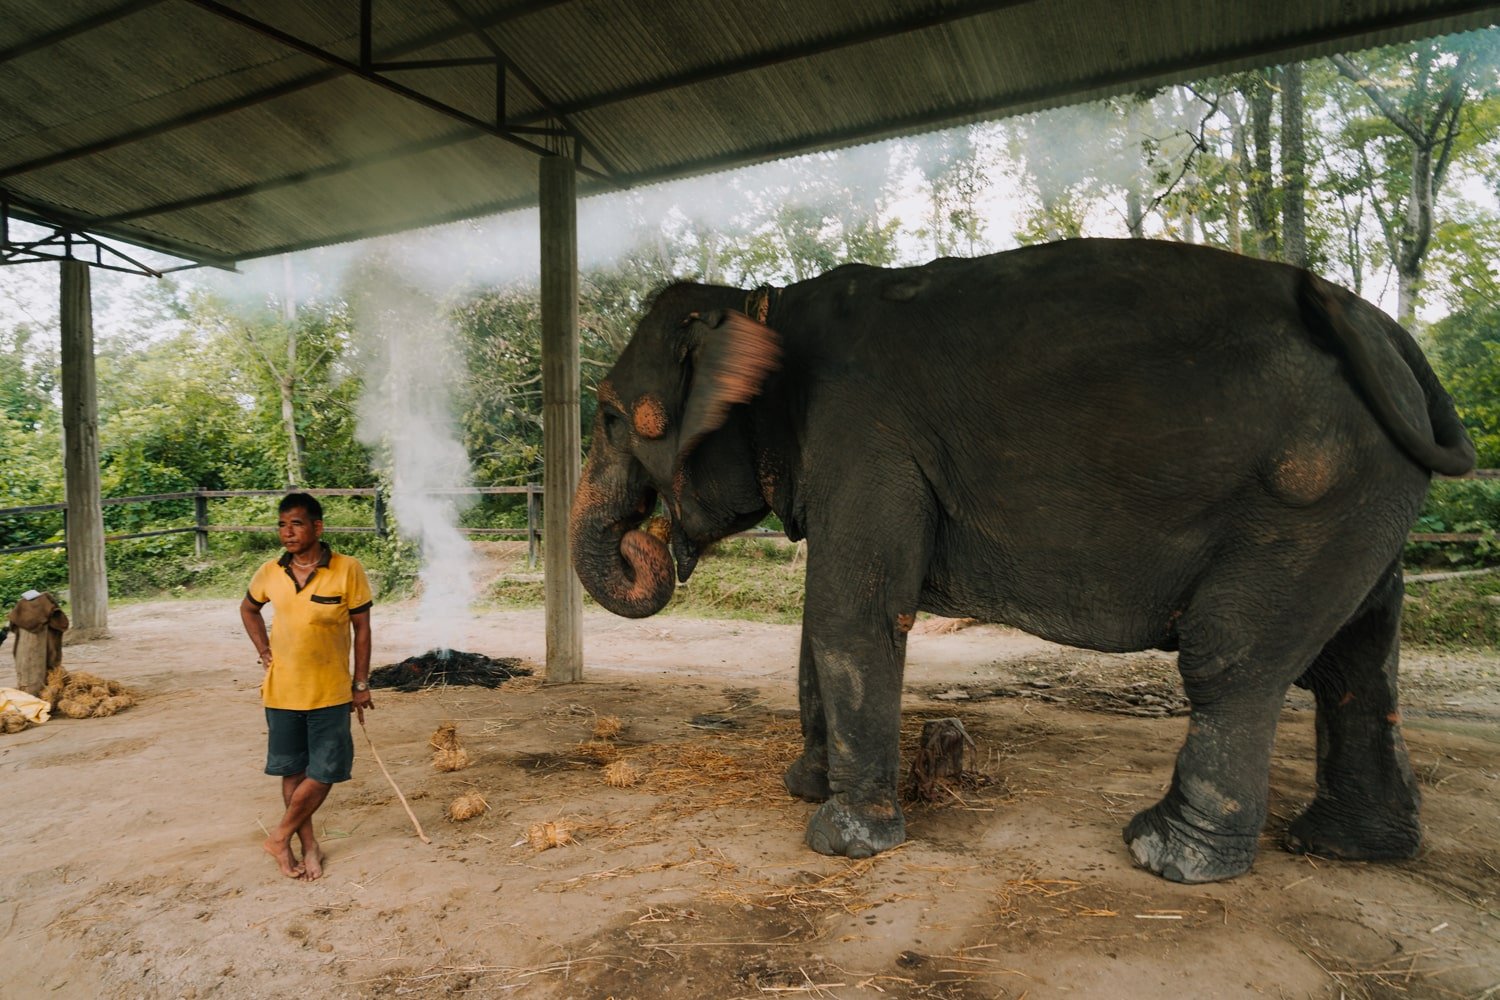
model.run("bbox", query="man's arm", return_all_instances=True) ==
[240,596,272,669]
[351,610,372,721]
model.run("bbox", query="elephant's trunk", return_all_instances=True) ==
[569,454,676,618]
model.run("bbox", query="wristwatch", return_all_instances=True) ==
[353,680,370,692]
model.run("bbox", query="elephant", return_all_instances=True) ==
[568,238,1475,883]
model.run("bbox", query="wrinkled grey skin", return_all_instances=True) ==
[569,238,1475,881]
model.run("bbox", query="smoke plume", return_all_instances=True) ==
[348,246,477,652]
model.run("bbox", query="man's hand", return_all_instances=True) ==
[351,687,373,724]
[258,648,273,670]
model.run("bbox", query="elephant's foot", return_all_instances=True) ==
[805,798,905,859]
[1285,799,1420,860]
[783,753,831,802]
[1124,800,1258,884]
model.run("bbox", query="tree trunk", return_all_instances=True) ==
[1280,62,1308,268]
[1223,93,1245,254]
[1124,102,1147,237]
[1245,71,1279,258]
[280,257,306,488]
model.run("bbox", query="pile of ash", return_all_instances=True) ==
[369,649,532,692]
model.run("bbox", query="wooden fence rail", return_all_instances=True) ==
[1,473,1495,564]
[0,485,545,566]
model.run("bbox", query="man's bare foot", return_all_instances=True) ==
[298,844,324,881]
[262,836,300,878]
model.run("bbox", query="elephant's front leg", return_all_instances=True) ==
[798,552,919,859]
[784,629,831,802]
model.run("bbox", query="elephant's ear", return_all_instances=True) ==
[677,309,781,464]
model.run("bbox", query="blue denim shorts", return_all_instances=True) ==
[265,704,354,784]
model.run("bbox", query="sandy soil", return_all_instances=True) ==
[2,591,1498,1000]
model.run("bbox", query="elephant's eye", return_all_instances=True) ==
[602,409,630,447]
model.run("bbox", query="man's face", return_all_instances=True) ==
[278,507,322,558]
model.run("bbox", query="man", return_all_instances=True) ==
[240,492,373,881]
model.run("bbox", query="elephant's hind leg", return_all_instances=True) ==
[1124,683,1285,883]
[1285,563,1421,860]
[1125,577,1347,883]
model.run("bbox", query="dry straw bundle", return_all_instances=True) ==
[602,759,640,788]
[42,667,135,719]
[527,820,575,851]
[447,792,488,822]
[430,722,471,772]
[591,714,624,740]
[1,709,29,734]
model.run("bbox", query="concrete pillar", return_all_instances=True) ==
[59,260,109,640]
[540,153,582,682]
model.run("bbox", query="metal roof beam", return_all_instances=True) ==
[614,1,1500,190]
[435,0,625,179]
[184,0,614,181]
[92,129,486,225]
[0,0,583,181]
[3,191,236,270]
[512,0,1044,124]
[0,0,168,65]
[0,74,334,181]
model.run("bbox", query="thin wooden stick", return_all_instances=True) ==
[359,716,431,844]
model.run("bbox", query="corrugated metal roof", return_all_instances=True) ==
[1,0,1496,266]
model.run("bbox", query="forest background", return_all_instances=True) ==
[2,34,1500,645]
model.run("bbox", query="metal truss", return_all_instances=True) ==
[0,192,206,276]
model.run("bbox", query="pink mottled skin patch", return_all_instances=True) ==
[633,394,669,439]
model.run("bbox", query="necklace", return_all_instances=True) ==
[292,557,319,569]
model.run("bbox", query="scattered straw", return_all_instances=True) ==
[448,792,489,822]
[592,715,624,740]
[573,740,623,765]
[707,850,900,916]
[912,616,980,635]
[603,759,640,788]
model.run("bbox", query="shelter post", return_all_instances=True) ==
[59,260,109,640]
[540,153,583,682]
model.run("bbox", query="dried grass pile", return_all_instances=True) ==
[527,820,575,851]
[1,709,30,734]
[912,616,980,635]
[430,722,471,772]
[603,759,639,788]
[41,667,135,719]
[447,792,488,822]
[591,714,623,740]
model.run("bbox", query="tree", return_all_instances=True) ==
[1281,62,1310,266]
[1328,35,1500,325]
[911,126,991,256]
[719,146,901,284]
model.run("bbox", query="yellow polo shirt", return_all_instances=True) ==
[246,544,373,711]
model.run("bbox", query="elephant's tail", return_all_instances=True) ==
[1300,272,1475,477]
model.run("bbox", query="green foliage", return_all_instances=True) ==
[1401,573,1500,648]
[1408,478,1500,566]
[666,538,806,623]
[0,549,69,609]
[483,537,807,622]
[1427,299,1500,467]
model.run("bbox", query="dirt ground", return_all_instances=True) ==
[2,586,1498,999]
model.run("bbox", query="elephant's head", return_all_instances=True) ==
[570,283,782,618]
